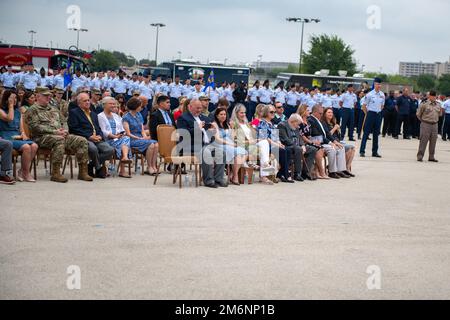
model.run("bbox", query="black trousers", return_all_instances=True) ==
[409,113,420,138]
[271,146,290,179]
[438,115,445,136]
[382,109,397,136]
[286,145,302,175]
[395,114,409,138]
[443,114,450,140]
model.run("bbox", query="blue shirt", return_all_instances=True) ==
[443,100,450,114]
[20,72,41,90]
[341,91,357,109]
[1,72,16,87]
[365,89,385,113]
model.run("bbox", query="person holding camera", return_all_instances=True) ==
[98,97,132,178]
[177,98,227,188]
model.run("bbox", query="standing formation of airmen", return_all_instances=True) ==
[1,62,450,178]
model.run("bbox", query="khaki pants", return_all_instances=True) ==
[417,122,438,160]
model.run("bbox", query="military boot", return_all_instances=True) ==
[78,163,94,181]
[51,164,68,183]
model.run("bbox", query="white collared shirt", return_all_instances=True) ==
[341,91,357,109]
[365,89,385,113]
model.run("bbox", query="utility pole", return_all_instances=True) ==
[286,18,321,74]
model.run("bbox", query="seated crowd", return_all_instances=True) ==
[0,84,356,186]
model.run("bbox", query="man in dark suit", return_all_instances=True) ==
[150,95,179,173]
[149,95,176,141]
[68,93,114,178]
[177,98,227,188]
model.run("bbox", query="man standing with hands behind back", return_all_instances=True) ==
[416,91,443,162]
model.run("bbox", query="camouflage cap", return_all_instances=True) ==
[35,86,52,95]
[53,87,65,94]
[91,88,102,95]
[199,95,210,101]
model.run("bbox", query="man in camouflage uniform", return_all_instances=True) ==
[49,87,69,130]
[25,87,93,183]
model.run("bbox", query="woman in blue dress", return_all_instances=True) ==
[0,90,38,182]
[98,97,132,178]
[122,97,159,175]
[212,107,247,185]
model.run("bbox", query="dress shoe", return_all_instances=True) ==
[393,136,399,139]
[95,165,107,179]
[337,172,351,178]
[417,159,423,162]
[216,181,228,187]
[278,175,295,183]
[343,170,355,177]
[404,137,411,140]
[428,159,439,163]
[349,138,356,142]
[367,137,371,140]
[382,134,386,138]
[0,175,15,184]
[329,172,340,179]
[360,153,366,157]
[88,162,94,177]
[205,183,218,188]
[372,154,382,158]
[302,173,313,181]
[294,174,304,182]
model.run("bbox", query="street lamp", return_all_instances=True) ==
[286,18,320,73]
[177,51,182,60]
[69,28,88,50]
[150,23,166,65]
[28,30,36,47]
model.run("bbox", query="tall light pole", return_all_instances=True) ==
[28,30,36,47]
[150,23,166,66]
[286,18,320,74]
[69,28,88,50]
[177,51,182,60]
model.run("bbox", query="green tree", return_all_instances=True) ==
[437,74,450,96]
[91,50,119,71]
[302,34,357,75]
[416,74,436,92]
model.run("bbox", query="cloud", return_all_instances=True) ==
[0,0,449,74]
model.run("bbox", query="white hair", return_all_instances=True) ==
[289,113,302,122]
[101,96,117,106]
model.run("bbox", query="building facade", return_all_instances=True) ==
[399,58,450,77]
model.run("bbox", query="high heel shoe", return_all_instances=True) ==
[17,170,24,182]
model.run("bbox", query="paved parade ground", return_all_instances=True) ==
[1,137,450,300]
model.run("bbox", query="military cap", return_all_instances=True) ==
[373,77,383,84]
[91,88,102,95]
[53,88,65,94]
[35,86,52,95]
[199,95,210,101]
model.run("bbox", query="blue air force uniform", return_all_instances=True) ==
[359,82,385,156]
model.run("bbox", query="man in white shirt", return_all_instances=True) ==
[339,84,357,141]
[168,75,183,110]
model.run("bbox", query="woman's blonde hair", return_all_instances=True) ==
[297,104,308,117]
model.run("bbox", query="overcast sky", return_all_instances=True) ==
[1,0,449,74]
